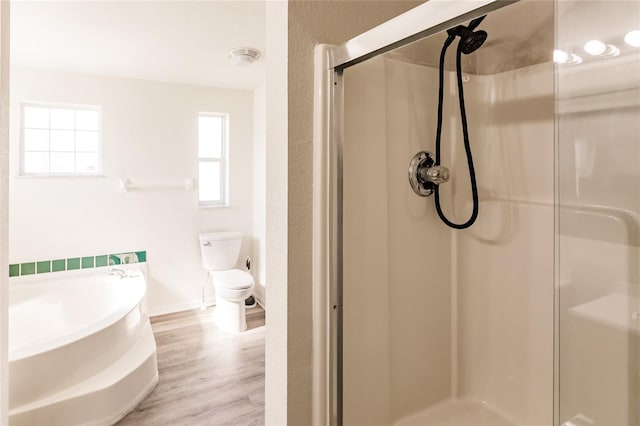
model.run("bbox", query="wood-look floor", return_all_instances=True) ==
[117,306,265,426]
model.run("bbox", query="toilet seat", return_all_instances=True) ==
[211,269,254,290]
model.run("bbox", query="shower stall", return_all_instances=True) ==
[313,0,640,425]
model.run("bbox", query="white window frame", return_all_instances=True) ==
[198,112,229,207]
[19,101,102,177]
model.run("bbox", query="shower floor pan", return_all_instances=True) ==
[394,399,514,426]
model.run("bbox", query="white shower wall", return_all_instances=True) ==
[455,63,554,425]
[343,57,453,426]
[343,57,553,425]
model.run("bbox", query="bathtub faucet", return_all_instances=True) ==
[109,267,127,278]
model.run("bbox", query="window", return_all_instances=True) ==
[198,113,228,206]
[20,103,101,176]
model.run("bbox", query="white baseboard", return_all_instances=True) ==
[148,298,215,317]
[148,292,265,318]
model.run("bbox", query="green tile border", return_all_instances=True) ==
[95,255,108,267]
[67,258,80,270]
[52,259,66,272]
[21,262,35,276]
[37,260,51,274]
[9,264,19,277]
[9,250,146,277]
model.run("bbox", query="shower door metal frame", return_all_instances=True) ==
[314,1,522,424]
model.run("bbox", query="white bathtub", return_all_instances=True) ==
[8,266,159,426]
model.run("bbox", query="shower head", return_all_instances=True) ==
[447,15,488,54]
[459,28,488,54]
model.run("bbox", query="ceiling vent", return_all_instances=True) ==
[226,47,261,66]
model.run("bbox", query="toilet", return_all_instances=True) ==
[199,232,255,333]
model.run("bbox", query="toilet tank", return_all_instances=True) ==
[199,232,242,271]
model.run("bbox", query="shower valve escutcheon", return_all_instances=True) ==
[408,151,450,197]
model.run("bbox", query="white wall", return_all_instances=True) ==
[9,67,255,316]
[264,1,288,424]
[252,83,266,307]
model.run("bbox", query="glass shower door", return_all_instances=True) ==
[556,1,640,425]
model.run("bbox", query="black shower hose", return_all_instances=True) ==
[433,36,480,229]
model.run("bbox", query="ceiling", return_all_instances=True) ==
[10,1,266,90]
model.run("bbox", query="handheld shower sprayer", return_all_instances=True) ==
[446,16,488,54]
[408,15,487,229]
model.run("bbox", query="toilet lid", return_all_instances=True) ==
[211,269,254,290]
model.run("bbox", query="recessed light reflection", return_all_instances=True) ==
[553,49,569,64]
[625,30,640,47]
[602,44,620,58]
[584,40,606,56]
[583,40,620,59]
[553,49,582,65]
[568,54,583,64]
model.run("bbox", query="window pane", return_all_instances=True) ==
[199,161,221,202]
[76,153,99,173]
[50,130,75,152]
[24,107,49,129]
[21,104,101,176]
[198,115,223,158]
[50,108,75,130]
[76,131,99,152]
[24,152,49,173]
[50,152,75,173]
[75,110,99,131]
[24,129,49,151]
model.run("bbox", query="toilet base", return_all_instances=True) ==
[213,296,247,333]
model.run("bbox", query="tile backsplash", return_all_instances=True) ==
[9,251,146,277]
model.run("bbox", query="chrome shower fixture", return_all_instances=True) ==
[408,151,450,196]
